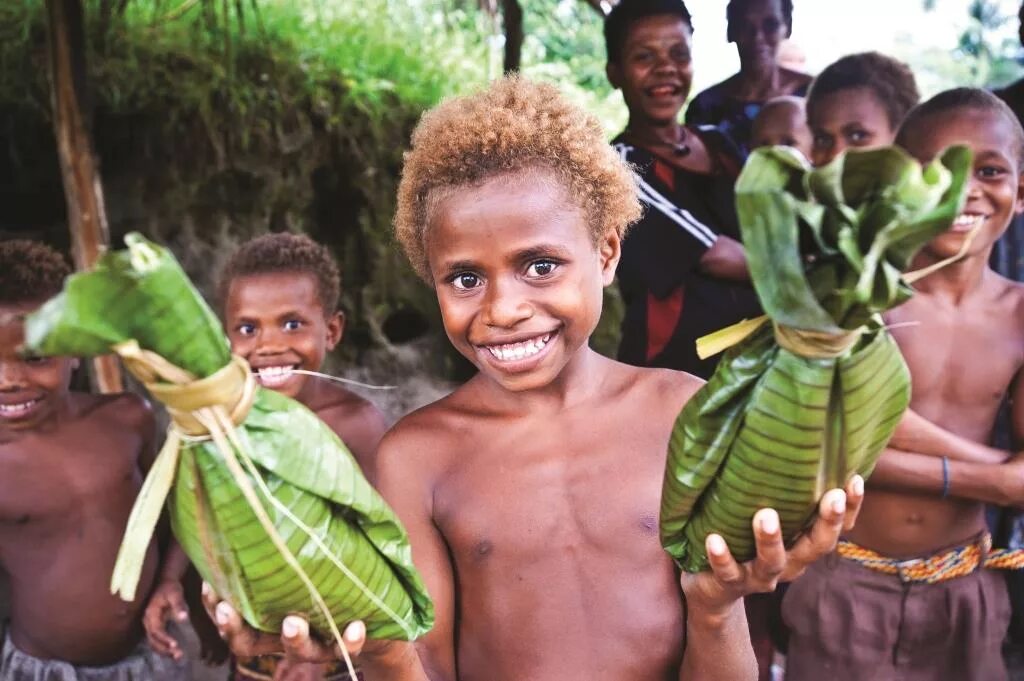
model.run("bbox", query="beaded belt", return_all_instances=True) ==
[837,533,1024,584]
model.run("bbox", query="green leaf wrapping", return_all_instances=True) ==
[24,234,434,640]
[660,146,971,572]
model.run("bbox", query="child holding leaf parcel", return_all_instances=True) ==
[782,89,1024,681]
[206,76,865,681]
[0,240,186,680]
[143,233,387,680]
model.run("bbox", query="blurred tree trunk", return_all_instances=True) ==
[45,0,123,394]
[501,0,523,73]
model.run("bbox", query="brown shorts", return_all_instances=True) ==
[782,551,1011,681]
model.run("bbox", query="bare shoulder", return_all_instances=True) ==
[375,388,472,481]
[615,361,705,416]
[73,391,154,432]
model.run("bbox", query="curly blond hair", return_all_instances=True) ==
[394,76,641,281]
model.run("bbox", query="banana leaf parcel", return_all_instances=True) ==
[23,234,434,644]
[660,146,972,573]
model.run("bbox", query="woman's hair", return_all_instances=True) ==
[0,239,70,306]
[604,0,693,64]
[726,0,793,42]
[218,232,341,314]
[897,87,1024,168]
[806,52,920,131]
[394,75,641,281]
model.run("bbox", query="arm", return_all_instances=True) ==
[374,429,457,681]
[889,408,1009,464]
[678,479,864,680]
[340,402,389,484]
[869,447,1024,507]
[697,235,749,282]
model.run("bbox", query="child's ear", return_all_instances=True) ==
[598,230,622,286]
[1016,172,1024,216]
[325,311,345,350]
[606,62,622,90]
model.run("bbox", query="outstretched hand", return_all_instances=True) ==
[680,475,865,618]
[199,582,366,674]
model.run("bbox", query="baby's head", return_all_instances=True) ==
[897,87,1024,262]
[0,240,74,432]
[751,95,812,160]
[806,52,919,167]
[218,233,343,399]
[394,76,640,391]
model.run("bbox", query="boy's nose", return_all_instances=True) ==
[0,361,28,389]
[481,281,533,329]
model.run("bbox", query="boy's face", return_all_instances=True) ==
[224,272,343,401]
[809,87,894,167]
[0,302,74,434]
[424,171,620,393]
[751,103,813,160]
[731,0,788,69]
[901,107,1024,260]
[607,15,693,128]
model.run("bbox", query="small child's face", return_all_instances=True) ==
[0,303,74,434]
[901,107,1024,260]
[424,171,620,393]
[608,15,693,127]
[224,272,342,401]
[751,103,812,160]
[809,87,895,167]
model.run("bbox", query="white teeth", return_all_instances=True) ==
[952,214,985,229]
[0,400,39,417]
[485,334,552,362]
[256,366,296,387]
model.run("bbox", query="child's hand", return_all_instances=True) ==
[680,475,864,620]
[143,579,189,660]
[200,582,367,664]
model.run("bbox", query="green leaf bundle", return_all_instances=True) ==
[24,234,434,642]
[660,146,972,572]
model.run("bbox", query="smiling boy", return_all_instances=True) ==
[782,88,1024,681]
[143,233,386,679]
[0,240,186,680]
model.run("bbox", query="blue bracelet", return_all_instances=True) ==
[941,456,950,499]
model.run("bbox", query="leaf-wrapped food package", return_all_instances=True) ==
[24,234,434,641]
[660,146,971,572]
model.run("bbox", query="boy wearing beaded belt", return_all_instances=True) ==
[782,88,1024,681]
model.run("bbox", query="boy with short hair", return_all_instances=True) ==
[144,232,387,679]
[782,88,1024,681]
[806,51,920,167]
[0,240,186,680]
[750,95,812,160]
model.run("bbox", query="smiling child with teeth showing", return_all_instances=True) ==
[0,240,187,680]
[781,89,1024,681]
[141,233,386,681]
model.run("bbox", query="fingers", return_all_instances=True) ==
[782,488,847,581]
[703,533,744,588]
[748,508,786,589]
[213,599,281,657]
[143,587,185,660]
[843,475,865,532]
[166,583,190,624]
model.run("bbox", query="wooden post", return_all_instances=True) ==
[501,0,523,74]
[45,0,123,393]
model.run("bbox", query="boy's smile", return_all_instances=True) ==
[425,171,619,393]
[0,303,74,434]
[607,15,693,128]
[900,107,1024,259]
[223,272,342,401]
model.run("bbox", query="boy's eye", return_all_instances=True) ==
[24,355,50,365]
[237,323,256,336]
[812,134,832,150]
[847,129,870,145]
[526,260,559,278]
[978,165,1007,179]
[670,48,691,63]
[283,320,302,331]
[451,273,482,291]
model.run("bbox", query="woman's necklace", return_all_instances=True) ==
[626,125,691,158]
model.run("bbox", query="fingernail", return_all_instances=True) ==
[345,620,366,642]
[282,618,298,638]
[215,603,231,626]
[707,534,727,556]
[201,582,211,598]
[852,475,864,496]
[832,492,847,514]
[760,510,779,534]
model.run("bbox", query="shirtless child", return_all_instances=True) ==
[0,240,185,680]
[750,96,812,161]
[143,233,387,679]
[205,76,863,681]
[782,88,1024,681]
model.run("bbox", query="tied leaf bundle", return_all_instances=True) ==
[660,146,972,572]
[24,234,434,646]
